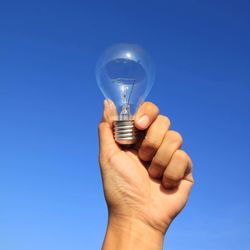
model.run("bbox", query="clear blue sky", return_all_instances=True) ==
[0,0,249,249]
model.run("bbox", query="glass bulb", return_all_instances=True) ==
[96,43,155,145]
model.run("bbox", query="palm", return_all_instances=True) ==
[101,148,192,233]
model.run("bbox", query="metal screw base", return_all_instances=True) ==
[113,120,137,145]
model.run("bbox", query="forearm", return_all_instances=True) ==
[102,215,164,250]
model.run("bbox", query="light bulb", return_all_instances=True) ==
[96,43,155,145]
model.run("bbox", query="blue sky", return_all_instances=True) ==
[0,0,249,249]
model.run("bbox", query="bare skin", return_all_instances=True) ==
[98,101,194,250]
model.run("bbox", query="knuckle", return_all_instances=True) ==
[98,122,104,130]
[189,158,193,170]
[175,150,188,163]
[144,101,160,114]
[152,157,166,167]
[158,115,171,128]
[175,150,193,171]
[98,122,107,132]
[98,123,102,132]
[142,136,159,150]
[167,130,183,145]
[139,136,160,161]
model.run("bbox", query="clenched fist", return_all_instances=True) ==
[99,100,194,250]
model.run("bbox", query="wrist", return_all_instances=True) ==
[102,214,164,250]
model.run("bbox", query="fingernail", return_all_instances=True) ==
[137,115,150,129]
[148,165,162,178]
[103,99,108,112]
[103,99,110,122]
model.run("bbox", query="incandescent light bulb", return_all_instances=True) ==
[96,43,155,145]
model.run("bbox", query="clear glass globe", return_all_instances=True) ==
[96,43,155,121]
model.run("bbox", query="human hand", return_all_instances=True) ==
[99,100,194,250]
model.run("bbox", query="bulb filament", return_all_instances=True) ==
[112,78,135,121]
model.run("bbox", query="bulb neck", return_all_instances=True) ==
[113,120,137,145]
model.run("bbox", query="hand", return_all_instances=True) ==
[98,100,194,250]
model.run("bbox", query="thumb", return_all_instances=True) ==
[98,100,120,165]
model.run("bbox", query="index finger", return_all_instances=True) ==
[134,102,159,130]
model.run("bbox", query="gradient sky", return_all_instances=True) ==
[0,0,249,249]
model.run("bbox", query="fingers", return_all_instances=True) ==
[162,150,193,189]
[98,100,120,166]
[99,99,194,190]
[102,99,118,125]
[148,130,183,178]
[138,115,171,161]
[135,102,159,130]
[98,121,116,153]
